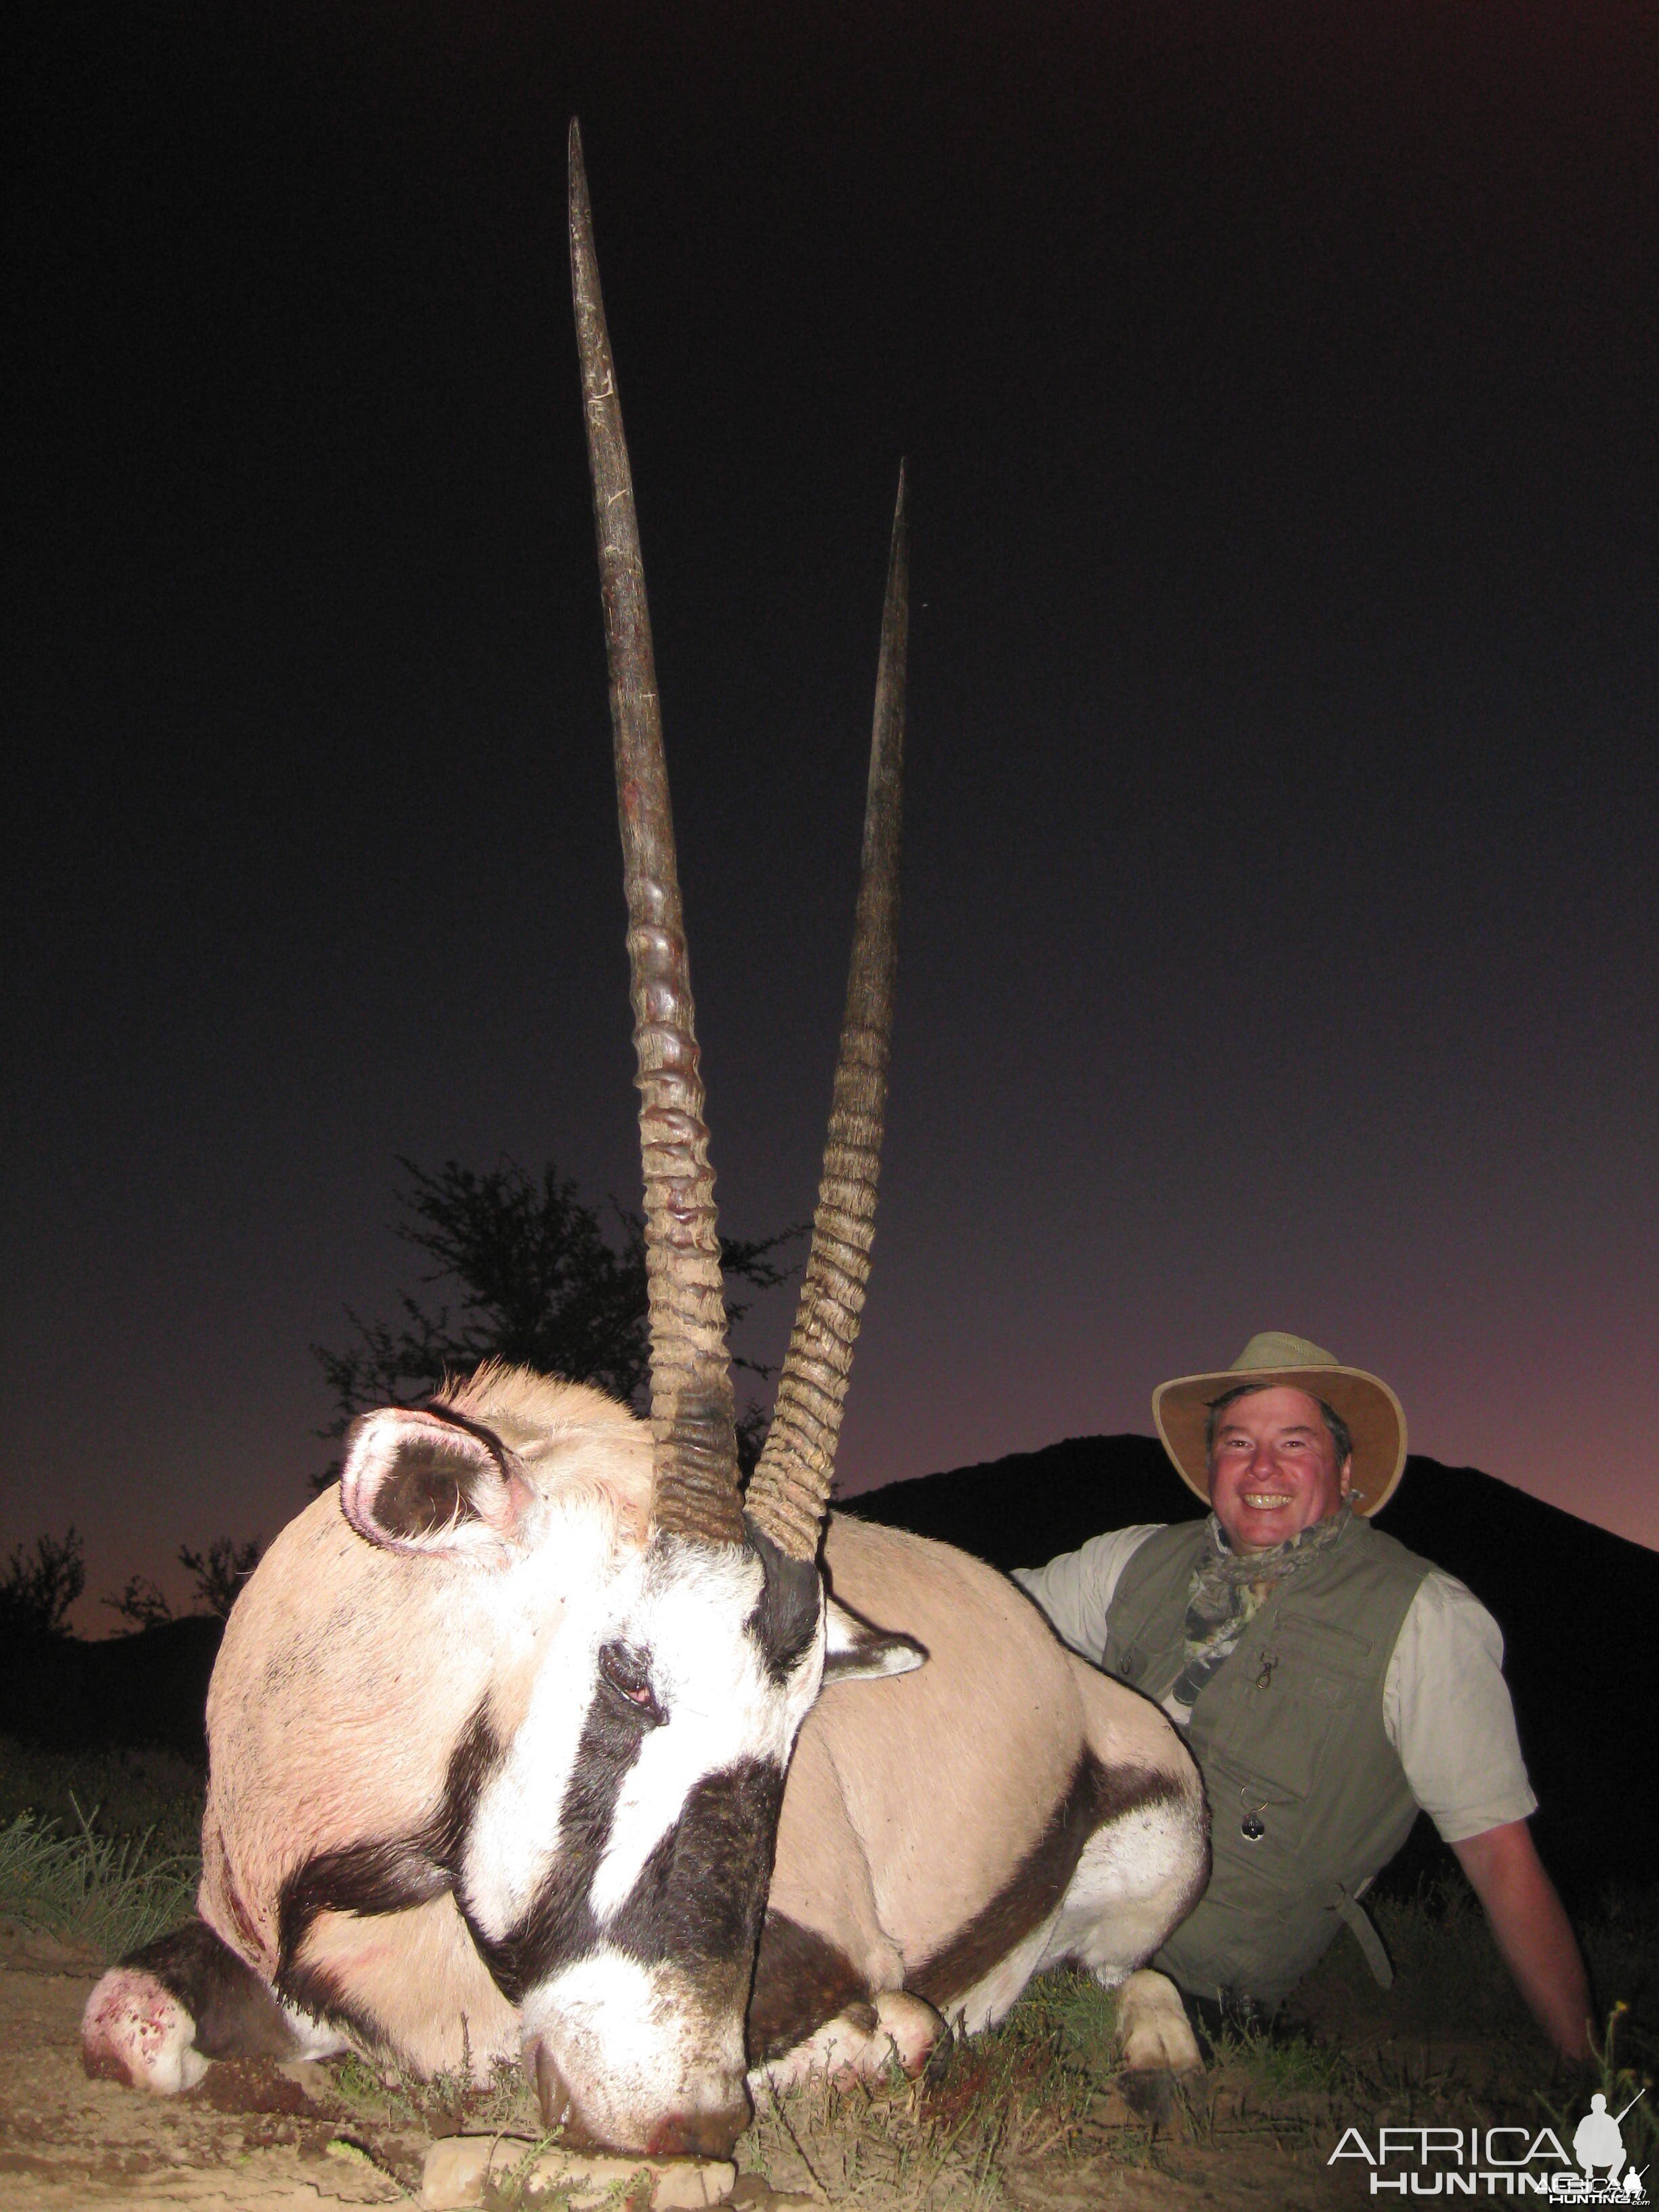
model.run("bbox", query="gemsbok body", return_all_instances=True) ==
[752,1513,1208,2092]
[81,123,1206,2155]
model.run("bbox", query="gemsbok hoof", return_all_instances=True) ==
[1114,1967,1204,2118]
[756,1988,945,2092]
[1119,2065,1183,2123]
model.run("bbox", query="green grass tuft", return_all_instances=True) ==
[0,1800,200,1960]
[1534,2002,1658,2183]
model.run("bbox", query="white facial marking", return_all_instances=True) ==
[523,1948,747,2139]
[462,1540,647,1938]
[523,1950,663,2096]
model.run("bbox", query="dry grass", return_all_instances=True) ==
[0,1736,205,1962]
[743,1975,1142,2208]
[745,1878,1659,2210]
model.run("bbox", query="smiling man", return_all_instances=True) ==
[1014,1332,1592,2060]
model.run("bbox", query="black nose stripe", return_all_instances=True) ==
[276,1668,791,2028]
[609,1757,785,1972]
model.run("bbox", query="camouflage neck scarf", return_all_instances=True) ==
[1168,1504,1354,1715]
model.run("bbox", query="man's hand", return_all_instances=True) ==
[1450,1820,1593,2064]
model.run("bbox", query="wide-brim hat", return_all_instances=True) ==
[1151,1331,1408,1517]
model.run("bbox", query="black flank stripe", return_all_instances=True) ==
[912,1758,1185,2010]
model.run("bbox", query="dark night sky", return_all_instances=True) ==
[7,3,1656,1626]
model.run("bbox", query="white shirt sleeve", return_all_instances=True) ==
[1011,1526,1165,1666]
[1382,1569,1537,1843]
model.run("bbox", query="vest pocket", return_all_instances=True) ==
[1206,1619,1372,1803]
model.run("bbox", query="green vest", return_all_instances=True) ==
[1102,1513,1432,2006]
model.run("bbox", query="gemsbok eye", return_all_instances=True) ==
[598,1643,664,1726]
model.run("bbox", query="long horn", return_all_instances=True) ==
[745,466,908,1560]
[568,121,743,1547]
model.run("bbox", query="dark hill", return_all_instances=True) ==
[848,1438,1658,1899]
[0,1614,222,1765]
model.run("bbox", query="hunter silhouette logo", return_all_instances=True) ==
[1572,2090,1645,2196]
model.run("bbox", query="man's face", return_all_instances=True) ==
[1206,1386,1353,1553]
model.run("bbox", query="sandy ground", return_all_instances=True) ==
[0,1952,1406,2212]
[0,1963,415,2209]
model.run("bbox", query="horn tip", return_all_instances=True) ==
[569,119,588,212]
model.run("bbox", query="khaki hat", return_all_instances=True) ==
[1151,1331,1408,1516]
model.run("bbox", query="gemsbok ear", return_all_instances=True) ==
[822,1597,928,1684]
[339,1406,535,1561]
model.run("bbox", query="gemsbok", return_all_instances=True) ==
[82,122,1207,2158]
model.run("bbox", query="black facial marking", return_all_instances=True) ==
[462,1651,653,2003]
[743,1516,822,1683]
[474,1740,785,2010]
[109,1919,302,2066]
[275,1702,504,1999]
[746,1912,870,2066]
[430,1703,509,1866]
[276,1836,452,1977]
[912,1759,1187,2010]
[609,1757,784,1975]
